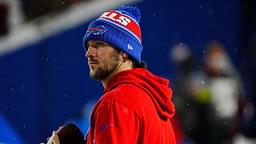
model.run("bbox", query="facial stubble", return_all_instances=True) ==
[89,51,121,80]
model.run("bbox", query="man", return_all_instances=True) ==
[83,5,176,144]
[46,5,176,144]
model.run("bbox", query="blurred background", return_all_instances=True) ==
[0,0,256,143]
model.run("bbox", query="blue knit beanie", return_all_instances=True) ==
[83,5,143,63]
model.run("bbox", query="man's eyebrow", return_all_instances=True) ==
[94,41,110,46]
[88,41,108,46]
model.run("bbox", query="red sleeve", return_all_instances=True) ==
[93,101,140,144]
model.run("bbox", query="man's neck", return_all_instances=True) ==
[102,61,133,89]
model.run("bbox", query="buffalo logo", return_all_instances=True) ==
[86,25,106,36]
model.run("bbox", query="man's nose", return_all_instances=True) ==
[85,47,96,57]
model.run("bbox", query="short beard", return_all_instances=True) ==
[89,51,120,80]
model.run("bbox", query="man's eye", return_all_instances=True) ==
[86,44,98,49]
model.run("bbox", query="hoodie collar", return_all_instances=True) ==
[104,68,175,119]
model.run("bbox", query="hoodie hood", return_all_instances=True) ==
[104,68,175,119]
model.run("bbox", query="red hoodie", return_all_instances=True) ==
[85,68,176,144]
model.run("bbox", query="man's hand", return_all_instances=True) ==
[47,131,60,144]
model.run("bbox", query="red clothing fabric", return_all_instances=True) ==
[85,68,176,144]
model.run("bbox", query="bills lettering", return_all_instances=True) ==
[101,11,131,26]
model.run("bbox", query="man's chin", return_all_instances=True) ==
[89,72,96,79]
[89,70,110,81]
[89,71,101,80]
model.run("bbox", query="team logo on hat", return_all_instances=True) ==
[86,25,106,36]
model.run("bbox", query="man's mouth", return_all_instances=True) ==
[88,58,98,63]
[88,62,98,65]
[88,60,99,66]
